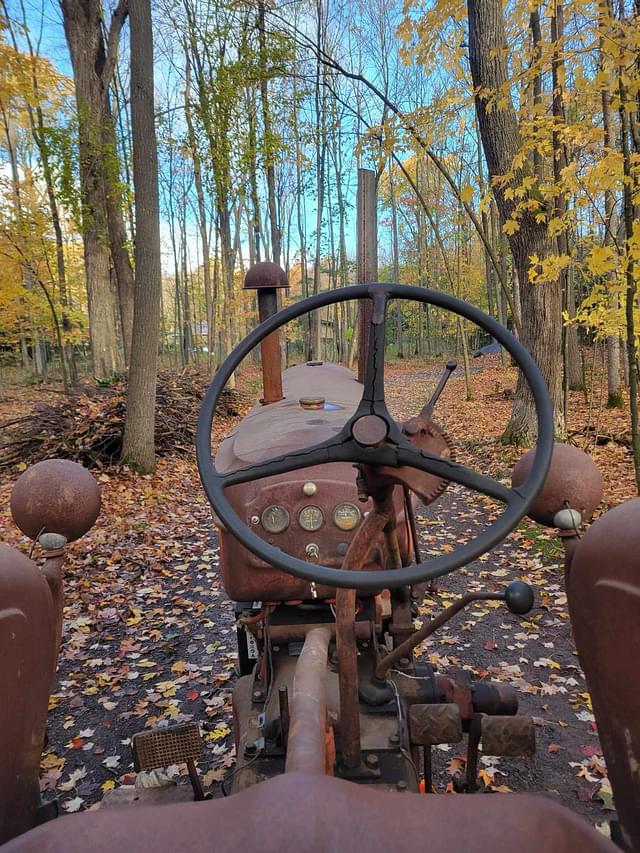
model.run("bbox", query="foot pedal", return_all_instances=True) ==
[480,715,536,757]
[409,703,463,745]
[132,722,205,800]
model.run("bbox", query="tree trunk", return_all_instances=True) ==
[600,11,623,407]
[61,0,126,379]
[550,2,583,398]
[467,0,564,444]
[104,97,135,367]
[185,46,214,368]
[257,0,280,265]
[389,166,404,357]
[121,0,162,473]
[618,73,640,492]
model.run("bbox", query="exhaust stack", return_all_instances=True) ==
[244,262,288,404]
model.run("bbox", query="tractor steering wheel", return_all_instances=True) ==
[197,284,553,591]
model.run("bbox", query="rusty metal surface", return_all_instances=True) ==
[41,552,66,674]
[218,461,409,601]
[569,498,640,852]
[243,261,288,290]
[471,681,518,717]
[213,362,452,602]
[216,364,361,465]
[258,290,284,404]
[5,772,618,853]
[243,264,288,405]
[360,417,454,507]
[0,544,56,843]
[285,627,331,775]
[10,459,101,542]
[511,443,602,527]
[133,723,202,771]
[352,414,388,445]
[481,715,536,757]
[336,497,395,769]
[409,704,462,746]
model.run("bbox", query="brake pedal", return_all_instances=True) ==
[480,715,536,757]
[132,722,205,800]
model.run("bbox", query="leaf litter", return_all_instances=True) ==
[0,356,635,827]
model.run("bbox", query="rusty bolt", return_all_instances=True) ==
[252,690,264,702]
[389,734,400,745]
[11,459,100,542]
[396,780,408,791]
[365,753,379,769]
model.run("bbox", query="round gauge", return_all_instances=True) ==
[298,505,324,532]
[261,505,290,534]
[333,502,362,531]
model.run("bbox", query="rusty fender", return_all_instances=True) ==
[5,773,617,853]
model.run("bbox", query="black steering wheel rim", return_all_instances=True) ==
[197,284,553,591]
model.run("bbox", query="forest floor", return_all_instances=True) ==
[0,355,637,836]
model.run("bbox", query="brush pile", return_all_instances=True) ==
[0,369,249,470]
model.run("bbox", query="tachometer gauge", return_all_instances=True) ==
[333,502,361,531]
[261,505,290,534]
[298,505,324,531]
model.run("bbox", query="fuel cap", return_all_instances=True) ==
[299,397,325,410]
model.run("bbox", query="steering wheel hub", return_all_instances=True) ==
[352,414,389,446]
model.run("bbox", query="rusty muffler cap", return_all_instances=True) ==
[243,261,288,290]
[10,459,101,542]
[511,443,603,527]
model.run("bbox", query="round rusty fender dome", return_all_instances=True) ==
[511,442,603,527]
[10,459,101,542]
[573,498,640,570]
[243,261,288,290]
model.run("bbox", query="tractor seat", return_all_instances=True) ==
[4,772,614,853]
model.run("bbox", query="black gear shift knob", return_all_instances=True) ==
[504,580,534,615]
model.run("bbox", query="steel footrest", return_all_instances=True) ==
[132,722,205,800]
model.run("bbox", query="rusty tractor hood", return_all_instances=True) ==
[216,363,362,471]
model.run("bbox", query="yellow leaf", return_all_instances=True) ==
[586,246,617,277]
[126,608,143,626]
[205,725,231,742]
[460,183,473,204]
[478,768,495,787]
[101,780,116,793]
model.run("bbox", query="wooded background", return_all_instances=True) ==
[0,0,638,481]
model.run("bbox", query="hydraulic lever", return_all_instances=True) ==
[420,360,458,420]
[375,581,534,680]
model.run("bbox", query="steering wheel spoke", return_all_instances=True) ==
[220,436,354,487]
[395,445,519,506]
[360,287,389,407]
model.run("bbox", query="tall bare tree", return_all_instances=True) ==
[121,0,162,471]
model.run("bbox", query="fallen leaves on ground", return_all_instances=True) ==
[0,354,636,822]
